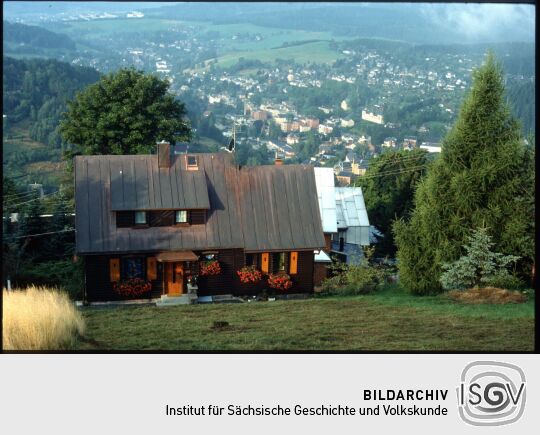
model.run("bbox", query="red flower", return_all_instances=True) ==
[200,260,221,276]
[113,278,152,297]
[237,266,263,284]
[268,272,293,290]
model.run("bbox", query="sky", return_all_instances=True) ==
[418,3,535,43]
[3,2,536,43]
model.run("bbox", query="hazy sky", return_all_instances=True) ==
[419,3,535,42]
[3,2,535,43]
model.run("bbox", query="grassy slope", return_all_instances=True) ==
[212,41,345,68]
[3,120,64,185]
[77,286,534,351]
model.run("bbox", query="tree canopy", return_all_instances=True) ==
[393,53,535,295]
[60,68,191,156]
[354,148,429,258]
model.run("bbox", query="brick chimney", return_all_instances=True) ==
[157,140,171,168]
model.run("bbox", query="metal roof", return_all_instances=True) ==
[313,167,338,233]
[75,153,325,254]
[108,155,210,211]
[314,250,332,263]
[335,187,370,229]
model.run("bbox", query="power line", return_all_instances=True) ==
[8,228,75,240]
[2,191,38,200]
[8,190,63,208]
[358,164,430,180]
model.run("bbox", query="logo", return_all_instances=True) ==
[457,361,526,426]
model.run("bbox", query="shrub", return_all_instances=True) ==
[320,249,386,296]
[342,263,385,294]
[3,286,85,350]
[17,259,84,300]
[440,227,520,291]
[484,272,524,290]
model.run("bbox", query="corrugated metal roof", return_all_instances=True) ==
[108,155,210,211]
[314,167,338,233]
[335,187,370,228]
[75,153,325,254]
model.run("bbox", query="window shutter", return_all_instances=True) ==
[147,257,157,280]
[261,253,269,273]
[110,258,120,282]
[290,251,298,275]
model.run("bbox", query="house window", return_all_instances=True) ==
[116,211,135,228]
[122,257,144,279]
[175,210,188,224]
[135,211,147,225]
[272,252,287,273]
[245,253,259,267]
[186,155,198,170]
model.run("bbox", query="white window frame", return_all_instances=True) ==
[134,211,147,225]
[175,210,188,224]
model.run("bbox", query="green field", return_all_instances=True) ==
[210,41,345,68]
[77,285,534,351]
[46,18,349,69]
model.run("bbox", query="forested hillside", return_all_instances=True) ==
[507,80,535,135]
[3,20,77,53]
[3,56,100,148]
[3,57,100,190]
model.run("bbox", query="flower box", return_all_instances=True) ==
[200,260,221,276]
[112,277,152,297]
[267,272,293,290]
[237,266,263,284]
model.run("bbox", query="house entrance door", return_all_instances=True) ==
[165,262,183,295]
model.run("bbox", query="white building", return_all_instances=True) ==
[314,168,371,265]
[361,110,384,125]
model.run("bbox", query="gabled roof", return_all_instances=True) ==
[75,153,325,254]
[335,187,370,229]
[107,155,210,211]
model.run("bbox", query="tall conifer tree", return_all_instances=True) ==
[393,53,535,295]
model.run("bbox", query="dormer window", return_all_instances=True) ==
[175,210,188,224]
[186,155,198,171]
[134,211,147,225]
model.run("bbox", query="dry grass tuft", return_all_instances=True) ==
[3,286,85,350]
[448,287,527,304]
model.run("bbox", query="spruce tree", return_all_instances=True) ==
[355,148,429,258]
[393,53,535,295]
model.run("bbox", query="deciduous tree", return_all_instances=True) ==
[60,68,191,157]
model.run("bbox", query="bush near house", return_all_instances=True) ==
[320,249,387,295]
[439,227,521,291]
[3,286,85,350]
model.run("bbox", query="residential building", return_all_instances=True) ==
[74,142,324,303]
[361,110,384,125]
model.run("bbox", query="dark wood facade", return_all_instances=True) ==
[84,249,315,302]
[76,149,326,302]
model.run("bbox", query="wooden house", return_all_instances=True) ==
[74,141,325,302]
